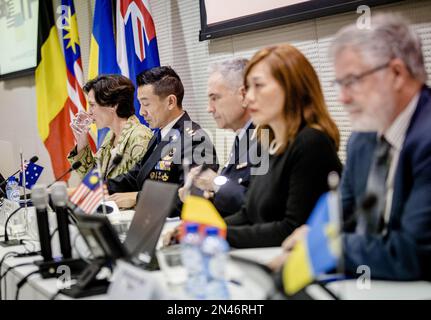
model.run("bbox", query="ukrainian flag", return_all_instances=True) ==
[282,192,341,295]
[88,0,121,147]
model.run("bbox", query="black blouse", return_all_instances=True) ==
[225,126,342,248]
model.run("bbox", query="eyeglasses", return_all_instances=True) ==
[331,62,390,92]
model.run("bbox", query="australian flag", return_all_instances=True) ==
[19,162,44,190]
[116,0,160,125]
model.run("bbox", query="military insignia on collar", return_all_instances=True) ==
[236,162,248,170]
[170,133,178,142]
[185,127,196,136]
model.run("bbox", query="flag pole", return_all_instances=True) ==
[328,171,346,299]
[96,160,107,215]
[20,149,29,233]
[182,158,193,199]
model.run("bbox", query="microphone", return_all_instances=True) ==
[51,182,72,259]
[47,161,82,188]
[344,193,378,234]
[362,193,377,211]
[362,193,379,233]
[31,184,53,262]
[104,154,123,181]
[96,154,123,214]
[0,156,39,189]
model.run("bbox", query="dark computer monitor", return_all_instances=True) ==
[75,214,128,260]
[64,181,179,298]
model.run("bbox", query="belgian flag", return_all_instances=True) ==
[35,0,75,180]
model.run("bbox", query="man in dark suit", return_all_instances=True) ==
[178,58,259,217]
[278,15,431,281]
[107,66,218,212]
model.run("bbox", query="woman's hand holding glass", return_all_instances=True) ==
[70,111,93,152]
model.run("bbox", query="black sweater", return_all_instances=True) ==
[225,126,342,248]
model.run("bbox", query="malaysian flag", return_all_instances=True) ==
[70,169,106,214]
[61,0,97,153]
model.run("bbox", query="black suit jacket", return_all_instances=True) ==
[225,126,342,248]
[107,112,219,214]
[213,122,259,217]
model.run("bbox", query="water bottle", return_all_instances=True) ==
[180,223,207,299]
[6,177,20,203]
[201,227,230,300]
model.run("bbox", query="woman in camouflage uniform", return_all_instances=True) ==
[68,74,153,180]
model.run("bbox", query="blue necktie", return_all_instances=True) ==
[233,136,240,164]
[155,129,162,145]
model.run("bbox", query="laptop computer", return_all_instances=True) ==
[63,181,179,298]
[76,180,179,265]
[123,180,179,264]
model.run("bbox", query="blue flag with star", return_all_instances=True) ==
[19,162,44,190]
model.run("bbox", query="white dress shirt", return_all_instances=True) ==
[382,93,419,225]
[160,112,185,140]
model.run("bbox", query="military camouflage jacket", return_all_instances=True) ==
[68,115,153,180]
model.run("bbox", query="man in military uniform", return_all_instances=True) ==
[179,58,259,217]
[107,66,218,213]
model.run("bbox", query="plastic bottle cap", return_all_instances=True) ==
[205,227,219,236]
[8,177,16,182]
[186,223,199,233]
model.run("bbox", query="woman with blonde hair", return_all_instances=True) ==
[224,44,342,248]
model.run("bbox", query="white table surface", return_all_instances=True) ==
[2,211,431,300]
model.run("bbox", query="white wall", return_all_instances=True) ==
[0,0,93,184]
[150,0,431,163]
[0,75,49,178]
[0,0,430,184]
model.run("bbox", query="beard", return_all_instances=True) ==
[348,89,396,133]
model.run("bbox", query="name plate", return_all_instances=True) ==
[107,260,175,300]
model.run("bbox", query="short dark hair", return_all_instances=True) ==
[136,66,184,107]
[83,74,135,118]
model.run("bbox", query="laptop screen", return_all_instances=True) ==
[123,180,179,263]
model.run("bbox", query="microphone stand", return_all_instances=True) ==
[0,152,30,247]
[0,156,39,190]
[47,167,74,189]
[20,151,30,236]
[32,184,88,279]
[0,207,24,247]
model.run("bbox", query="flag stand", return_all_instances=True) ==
[20,150,30,238]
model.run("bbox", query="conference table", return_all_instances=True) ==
[1,206,431,300]
[0,208,275,300]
